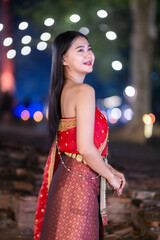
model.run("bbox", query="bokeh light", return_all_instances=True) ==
[21,35,32,44]
[124,108,134,121]
[6,49,16,59]
[21,46,31,55]
[149,113,156,124]
[21,110,30,121]
[142,114,155,138]
[79,27,89,35]
[1,72,15,92]
[110,108,122,120]
[97,10,108,18]
[40,32,51,41]
[70,14,81,23]
[108,116,118,124]
[18,22,29,30]
[37,42,47,51]
[103,96,122,108]
[44,18,55,26]
[112,61,122,71]
[142,114,152,125]
[33,111,43,122]
[0,23,3,31]
[125,86,136,97]
[3,37,13,46]
[106,31,117,40]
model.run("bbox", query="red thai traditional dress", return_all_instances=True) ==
[34,106,109,240]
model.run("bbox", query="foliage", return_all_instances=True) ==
[12,0,130,82]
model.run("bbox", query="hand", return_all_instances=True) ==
[107,164,126,196]
[107,174,122,193]
[116,172,125,196]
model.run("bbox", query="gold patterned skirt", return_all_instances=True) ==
[40,153,104,240]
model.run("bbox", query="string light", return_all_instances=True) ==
[142,114,156,138]
[21,46,31,55]
[124,108,134,121]
[97,10,108,18]
[124,86,135,97]
[37,42,47,51]
[108,116,118,124]
[6,49,16,59]
[112,61,122,71]
[79,27,89,35]
[106,31,117,40]
[70,14,81,23]
[143,114,151,125]
[149,113,155,124]
[40,32,51,41]
[3,37,13,46]
[21,110,30,121]
[18,22,29,30]
[110,108,122,120]
[44,18,55,26]
[21,35,32,44]
[103,96,122,108]
[33,111,43,122]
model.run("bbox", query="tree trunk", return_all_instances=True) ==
[110,0,157,144]
[130,0,157,136]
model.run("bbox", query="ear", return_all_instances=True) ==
[63,56,67,66]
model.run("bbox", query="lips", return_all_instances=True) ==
[83,61,92,66]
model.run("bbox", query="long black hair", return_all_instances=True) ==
[48,31,88,146]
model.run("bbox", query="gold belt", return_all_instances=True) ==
[64,152,87,164]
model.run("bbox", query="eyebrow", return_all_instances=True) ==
[75,45,91,49]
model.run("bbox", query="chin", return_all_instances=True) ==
[87,68,93,73]
[84,67,93,74]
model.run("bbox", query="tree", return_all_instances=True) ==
[13,0,130,80]
[129,0,157,142]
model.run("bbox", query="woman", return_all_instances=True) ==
[34,31,125,240]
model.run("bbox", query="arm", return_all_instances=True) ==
[75,84,123,191]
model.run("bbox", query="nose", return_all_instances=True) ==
[84,49,92,58]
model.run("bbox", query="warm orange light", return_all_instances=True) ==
[108,117,118,124]
[33,111,43,122]
[149,113,156,124]
[21,110,30,121]
[142,114,152,125]
[1,72,15,92]
[0,0,15,94]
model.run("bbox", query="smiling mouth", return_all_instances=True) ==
[83,61,92,66]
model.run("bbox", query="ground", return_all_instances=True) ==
[0,120,160,240]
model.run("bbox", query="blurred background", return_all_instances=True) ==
[0,0,160,239]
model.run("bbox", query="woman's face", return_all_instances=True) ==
[63,36,95,76]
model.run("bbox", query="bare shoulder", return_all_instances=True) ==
[78,83,95,92]
[76,83,95,100]
[75,83,95,111]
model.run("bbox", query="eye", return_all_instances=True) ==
[88,47,92,51]
[78,48,84,52]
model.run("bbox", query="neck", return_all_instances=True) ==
[65,73,86,84]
